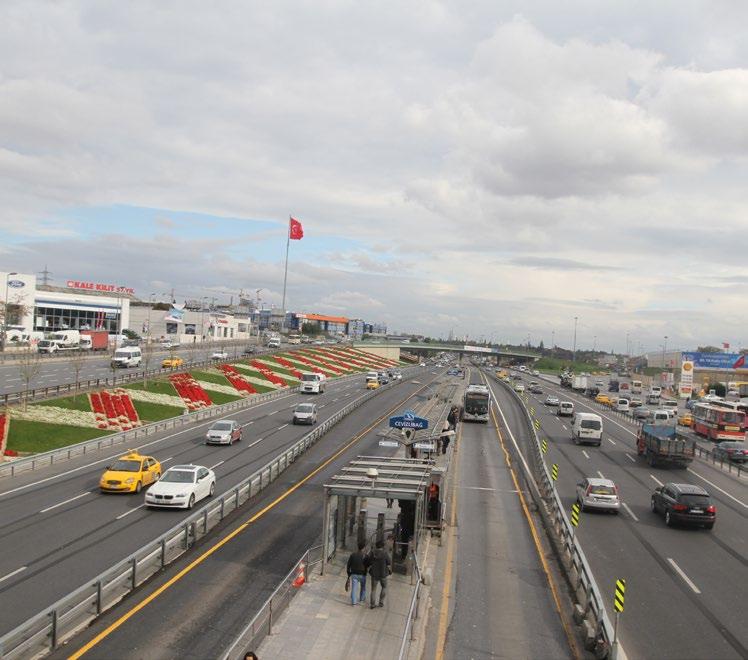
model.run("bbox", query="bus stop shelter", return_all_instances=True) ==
[321,456,434,573]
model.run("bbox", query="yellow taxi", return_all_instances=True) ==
[678,413,693,427]
[595,393,613,406]
[366,379,380,390]
[162,356,184,368]
[100,451,161,493]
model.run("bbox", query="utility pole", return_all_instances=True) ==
[572,316,578,363]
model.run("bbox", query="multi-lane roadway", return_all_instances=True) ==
[489,369,748,660]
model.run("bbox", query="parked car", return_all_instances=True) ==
[651,483,715,529]
[162,356,184,368]
[576,477,620,513]
[293,403,318,425]
[100,452,161,494]
[211,350,229,360]
[712,441,748,463]
[544,395,559,406]
[145,465,216,509]
[205,420,242,445]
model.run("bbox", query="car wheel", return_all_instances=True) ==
[135,481,142,494]
[665,510,673,526]
[187,494,195,510]
[650,498,657,512]
[209,482,215,497]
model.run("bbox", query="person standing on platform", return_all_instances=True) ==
[367,540,391,608]
[346,542,368,606]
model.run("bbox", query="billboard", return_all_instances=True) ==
[681,352,747,371]
[679,360,694,399]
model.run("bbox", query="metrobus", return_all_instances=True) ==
[462,384,490,423]
[691,402,746,442]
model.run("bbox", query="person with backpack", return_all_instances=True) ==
[346,542,368,606]
[366,540,392,608]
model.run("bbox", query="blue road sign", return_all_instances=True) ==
[389,409,429,430]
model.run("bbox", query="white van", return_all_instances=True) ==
[572,413,603,446]
[267,337,281,349]
[660,400,678,415]
[558,401,574,417]
[111,347,142,368]
[300,372,326,394]
[366,371,379,383]
[616,398,630,413]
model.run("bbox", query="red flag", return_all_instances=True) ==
[723,342,730,349]
[289,217,304,240]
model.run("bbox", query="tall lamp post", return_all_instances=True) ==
[146,293,155,344]
[572,316,578,363]
[200,296,208,342]
[2,272,19,352]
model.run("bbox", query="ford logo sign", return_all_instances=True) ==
[7,280,25,288]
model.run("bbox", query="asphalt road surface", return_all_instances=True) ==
[489,371,748,660]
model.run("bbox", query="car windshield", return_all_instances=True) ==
[680,494,709,507]
[589,484,616,495]
[211,422,232,431]
[161,470,196,483]
[581,420,602,430]
[301,374,318,381]
[296,404,314,413]
[110,459,141,472]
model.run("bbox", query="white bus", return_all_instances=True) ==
[462,384,490,423]
[288,333,301,345]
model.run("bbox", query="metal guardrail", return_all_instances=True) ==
[397,550,423,660]
[220,544,325,660]
[0,376,402,660]
[0,369,371,480]
[490,373,615,657]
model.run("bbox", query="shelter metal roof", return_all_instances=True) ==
[324,456,434,500]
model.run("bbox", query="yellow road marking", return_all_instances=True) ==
[489,396,581,660]
[68,380,434,659]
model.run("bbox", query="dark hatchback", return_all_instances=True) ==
[712,441,748,463]
[651,483,715,529]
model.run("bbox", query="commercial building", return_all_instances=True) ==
[129,303,252,344]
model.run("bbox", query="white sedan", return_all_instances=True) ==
[211,350,229,360]
[145,465,216,510]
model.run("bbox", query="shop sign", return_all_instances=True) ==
[66,280,135,295]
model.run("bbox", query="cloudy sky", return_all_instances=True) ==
[2,1,747,353]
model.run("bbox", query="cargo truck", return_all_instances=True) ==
[80,330,109,351]
[637,424,696,468]
[572,375,588,391]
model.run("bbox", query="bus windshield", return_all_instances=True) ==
[465,394,489,415]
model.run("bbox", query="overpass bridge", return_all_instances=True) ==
[352,341,540,363]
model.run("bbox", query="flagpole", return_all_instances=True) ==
[281,216,291,331]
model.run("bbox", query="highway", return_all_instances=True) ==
[487,369,748,660]
[45,371,446,659]
[0,369,411,636]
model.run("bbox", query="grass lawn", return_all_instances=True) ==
[204,390,242,404]
[534,357,603,375]
[124,380,179,397]
[254,359,302,379]
[132,400,186,423]
[7,419,113,453]
[191,370,233,387]
[229,365,279,392]
[36,395,93,412]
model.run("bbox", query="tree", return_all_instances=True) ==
[141,342,155,388]
[18,345,42,410]
[69,350,87,401]
[697,346,722,353]
[302,322,321,336]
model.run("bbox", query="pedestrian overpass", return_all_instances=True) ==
[352,341,539,364]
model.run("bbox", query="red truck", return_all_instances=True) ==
[80,330,109,351]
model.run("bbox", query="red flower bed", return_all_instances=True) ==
[270,356,303,379]
[169,373,213,410]
[0,413,8,456]
[298,350,344,374]
[89,392,110,429]
[287,354,327,376]
[250,361,288,387]
[218,365,258,395]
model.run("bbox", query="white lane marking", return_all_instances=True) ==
[607,437,616,445]
[268,410,278,416]
[597,470,605,479]
[0,566,27,583]
[319,404,326,408]
[244,421,254,425]
[582,450,590,459]
[116,504,145,520]
[687,468,748,508]
[561,424,568,430]
[667,558,701,594]
[248,437,264,448]
[461,486,498,492]
[333,398,339,402]
[160,457,173,464]
[40,491,90,513]
[626,454,636,463]
[209,460,224,470]
[650,474,664,487]
[277,424,289,431]
[622,503,639,522]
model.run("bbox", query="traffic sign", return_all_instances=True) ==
[414,442,435,450]
[378,440,400,448]
[389,409,429,430]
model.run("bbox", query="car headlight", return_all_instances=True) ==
[125,478,135,484]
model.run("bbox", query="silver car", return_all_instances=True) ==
[576,477,620,513]
[205,420,242,445]
[293,403,318,425]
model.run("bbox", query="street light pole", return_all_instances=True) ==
[3,272,19,352]
[572,316,578,363]
[147,293,155,345]
[663,335,668,368]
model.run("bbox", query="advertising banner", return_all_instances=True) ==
[164,304,185,323]
[679,360,694,399]
[681,352,747,371]
[463,345,493,353]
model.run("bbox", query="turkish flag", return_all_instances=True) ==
[289,217,304,240]
[733,354,745,369]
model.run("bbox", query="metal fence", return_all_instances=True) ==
[0,378,399,660]
[397,551,423,660]
[490,373,615,657]
[220,544,325,660]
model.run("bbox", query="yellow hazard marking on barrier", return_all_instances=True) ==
[551,463,559,480]
[614,578,626,612]
[570,502,580,527]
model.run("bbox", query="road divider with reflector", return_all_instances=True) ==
[541,438,548,454]
[570,502,580,527]
[614,578,625,612]
[551,463,559,481]
[533,419,541,430]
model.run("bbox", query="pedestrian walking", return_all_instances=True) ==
[366,540,391,608]
[447,406,457,430]
[346,542,368,606]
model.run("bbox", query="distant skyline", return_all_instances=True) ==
[2,2,747,353]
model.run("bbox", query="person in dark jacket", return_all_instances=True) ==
[346,542,367,605]
[367,540,392,608]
